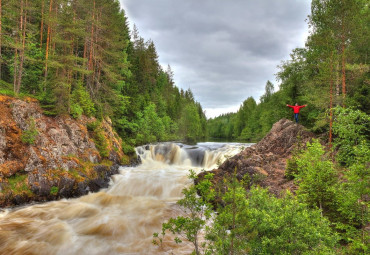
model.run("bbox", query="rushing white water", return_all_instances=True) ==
[0,142,251,255]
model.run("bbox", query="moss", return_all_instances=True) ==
[69,169,83,180]
[1,173,33,196]
[50,186,59,195]
[100,159,113,167]
[121,155,130,165]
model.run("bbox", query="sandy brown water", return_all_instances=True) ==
[0,142,249,254]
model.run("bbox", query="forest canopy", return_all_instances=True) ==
[0,0,207,147]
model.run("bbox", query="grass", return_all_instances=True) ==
[2,173,33,196]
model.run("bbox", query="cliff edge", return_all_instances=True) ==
[0,95,129,207]
[199,118,315,195]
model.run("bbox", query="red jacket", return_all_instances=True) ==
[287,105,306,113]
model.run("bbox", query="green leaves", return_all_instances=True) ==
[332,107,370,166]
[155,170,214,255]
[245,187,338,254]
[295,139,338,213]
[70,82,95,118]
[156,170,338,254]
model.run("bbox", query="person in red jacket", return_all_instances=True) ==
[286,103,307,123]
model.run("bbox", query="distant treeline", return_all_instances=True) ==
[208,0,369,141]
[0,0,207,149]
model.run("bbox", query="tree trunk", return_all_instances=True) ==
[52,3,57,52]
[336,62,340,98]
[341,40,346,103]
[194,233,200,255]
[13,49,18,94]
[88,1,95,71]
[329,57,334,149]
[40,0,44,47]
[17,0,28,94]
[44,0,53,80]
[88,1,95,97]
[340,18,346,105]
[14,0,24,94]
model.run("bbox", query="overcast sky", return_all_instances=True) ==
[119,0,311,118]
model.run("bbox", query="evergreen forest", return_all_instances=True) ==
[0,0,369,254]
[0,0,207,151]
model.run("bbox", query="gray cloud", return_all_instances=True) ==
[120,0,311,118]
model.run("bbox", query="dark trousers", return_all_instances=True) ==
[294,113,299,123]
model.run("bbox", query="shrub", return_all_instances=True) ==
[245,187,338,254]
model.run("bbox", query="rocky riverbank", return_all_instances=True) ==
[198,118,316,196]
[0,95,131,207]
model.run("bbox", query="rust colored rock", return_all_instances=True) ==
[199,119,315,197]
[0,96,128,207]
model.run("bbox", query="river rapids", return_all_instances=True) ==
[0,142,251,254]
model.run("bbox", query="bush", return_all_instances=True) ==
[70,82,95,118]
[122,142,135,155]
[332,107,370,166]
[295,139,338,213]
[245,187,338,254]
[94,129,109,158]
[285,156,298,180]
[155,172,338,255]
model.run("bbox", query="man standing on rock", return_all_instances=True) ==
[286,103,307,123]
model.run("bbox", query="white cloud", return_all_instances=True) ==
[120,0,311,118]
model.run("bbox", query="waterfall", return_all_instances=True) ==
[0,142,251,254]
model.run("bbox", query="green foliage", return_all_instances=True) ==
[153,170,214,255]
[295,139,338,213]
[156,172,339,254]
[206,173,250,254]
[93,129,109,158]
[245,187,338,254]
[5,174,32,195]
[179,104,203,143]
[285,136,305,180]
[70,82,96,118]
[285,156,298,180]
[50,186,59,196]
[121,141,136,155]
[1,173,33,199]
[330,108,370,252]
[87,121,109,158]
[1,0,209,146]
[21,118,38,145]
[87,120,101,132]
[332,107,370,166]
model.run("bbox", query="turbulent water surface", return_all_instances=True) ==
[0,142,251,254]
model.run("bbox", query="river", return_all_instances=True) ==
[0,142,251,254]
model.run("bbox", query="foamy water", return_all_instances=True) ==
[0,142,251,254]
